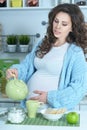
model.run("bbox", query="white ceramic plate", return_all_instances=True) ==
[40,108,65,121]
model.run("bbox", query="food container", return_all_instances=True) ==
[10,0,23,7]
[40,108,66,121]
[75,0,86,5]
[26,0,39,7]
[0,0,6,7]
[7,107,26,123]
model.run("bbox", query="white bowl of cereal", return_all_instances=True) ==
[40,108,66,121]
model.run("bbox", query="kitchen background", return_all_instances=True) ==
[0,0,87,110]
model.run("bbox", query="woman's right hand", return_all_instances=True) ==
[6,68,18,79]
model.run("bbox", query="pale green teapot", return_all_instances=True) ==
[6,77,28,101]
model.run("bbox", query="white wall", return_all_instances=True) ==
[0,7,87,46]
[0,9,50,46]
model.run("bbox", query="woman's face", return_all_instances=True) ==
[53,12,72,42]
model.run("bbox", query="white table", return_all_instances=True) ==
[0,111,87,130]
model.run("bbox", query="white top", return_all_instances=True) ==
[27,43,69,99]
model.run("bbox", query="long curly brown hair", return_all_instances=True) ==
[36,3,87,58]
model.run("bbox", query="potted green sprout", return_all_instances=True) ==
[19,35,30,52]
[7,35,17,52]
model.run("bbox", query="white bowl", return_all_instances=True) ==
[40,108,66,121]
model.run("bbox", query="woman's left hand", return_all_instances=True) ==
[30,90,47,103]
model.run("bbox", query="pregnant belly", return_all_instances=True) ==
[27,71,59,99]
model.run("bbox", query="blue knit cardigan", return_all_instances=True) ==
[11,42,87,110]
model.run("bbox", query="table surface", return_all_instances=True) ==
[0,111,87,130]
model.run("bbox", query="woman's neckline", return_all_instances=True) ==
[52,42,69,48]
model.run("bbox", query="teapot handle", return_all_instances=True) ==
[12,73,16,78]
[7,73,16,82]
